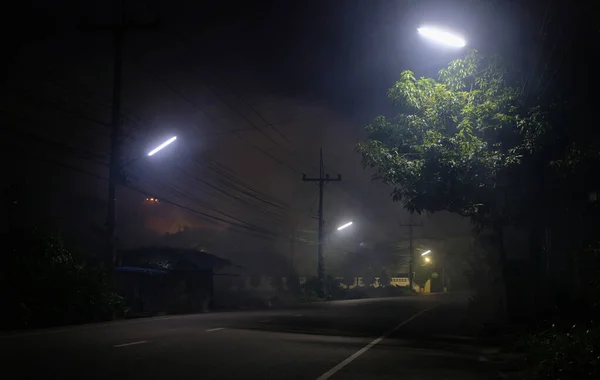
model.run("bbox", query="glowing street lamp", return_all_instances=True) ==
[148,136,177,156]
[417,26,466,48]
[336,221,353,231]
[424,256,431,263]
[421,250,431,256]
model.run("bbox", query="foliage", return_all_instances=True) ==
[378,270,391,287]
[300,276,324,301]
[520,322,600,379]
[0,227,125,329]
[286,275,302,295]
[356,50,549,228]
[362,267,377,287]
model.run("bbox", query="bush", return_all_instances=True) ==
[0,228,125,329]
[520,322,600,379]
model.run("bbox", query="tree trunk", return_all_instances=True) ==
[494,223,509,324]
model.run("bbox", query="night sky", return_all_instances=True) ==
[1,0,590,273]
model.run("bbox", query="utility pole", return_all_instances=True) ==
[399,216,422,290]
[107,20,124,269]
[303,148,341,298]
[89,3,159,268]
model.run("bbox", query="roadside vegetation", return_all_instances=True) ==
[357,49,600,377]
[0,227,125,329]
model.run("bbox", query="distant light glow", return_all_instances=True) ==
[148,136,177,156]
[421,250,431,256]
[337,221,353,231]
[425,257,431,263]
[417,27,466,48]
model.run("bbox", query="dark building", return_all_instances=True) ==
[117,247,231,316]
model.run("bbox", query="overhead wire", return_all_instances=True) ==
[0,110,109,166]
[24,75,298,221]
[139,176,279,236]
[2,106,291,242]
[159,29,379,217]
[151,75,305,175]
[221,81,294,146]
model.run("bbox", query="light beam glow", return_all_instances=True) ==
[148,136,177,156]
[337,221,353,231]
[421,250,431,256]
[417,27,466,48]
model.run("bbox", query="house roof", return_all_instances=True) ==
[120,247,232,271]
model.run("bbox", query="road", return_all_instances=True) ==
[1,294,502,379]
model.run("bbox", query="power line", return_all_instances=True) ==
[6,86,111,136]
[2,88,312,245]
[151,75,305,175]
[28,75,298,219]
[187,154,292,211]
[0,111,109,166]
[221,82,294,146]
[141,177,280,236]
[4,138,289,241]
[169,163,286,219]
[204,83,292,152]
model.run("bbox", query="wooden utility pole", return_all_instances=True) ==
[303,148,341,298]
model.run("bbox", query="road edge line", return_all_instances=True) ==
[315,304,439,380]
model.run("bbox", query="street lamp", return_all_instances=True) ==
[421,250,431,256]
[110,135,178,267]
[417,26,466,48]
[336,221,353,231]
[148,136,177,156]
[424,256,431,263]
[121,136,178,169]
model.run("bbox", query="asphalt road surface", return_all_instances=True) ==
[1,294,503,379]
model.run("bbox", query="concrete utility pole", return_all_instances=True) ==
[303,148,341,298]
[399,216,422,290]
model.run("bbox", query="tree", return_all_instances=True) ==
[356,51,558,261]
[378,270,391,287]
[357,50,546,231]
[0,227,124,328]
[362,267,377,287]
[356,50,553,318]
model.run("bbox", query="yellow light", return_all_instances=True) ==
[425,257,431,263]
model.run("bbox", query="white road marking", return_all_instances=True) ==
[206,327,225,332]
[315,305,439,380]
[113,340,148,348]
